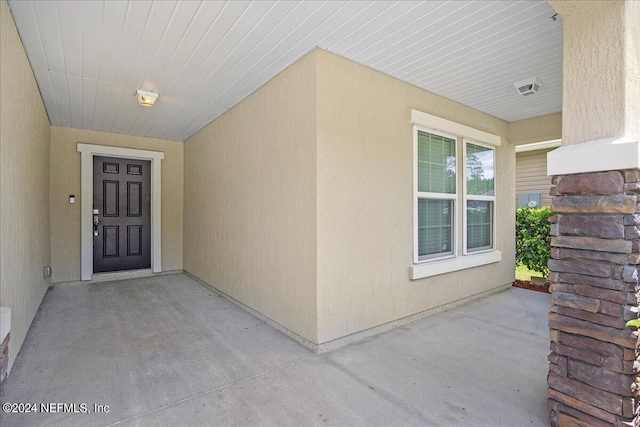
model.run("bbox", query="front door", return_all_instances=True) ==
[93,156,151,273]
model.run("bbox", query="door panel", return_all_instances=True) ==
[103,226,119,257]
[103,181,119,216]
[93,156,151,273]
[127,182,142,216]
[127,225,142,256]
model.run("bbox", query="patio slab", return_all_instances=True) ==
[0,273,550,426]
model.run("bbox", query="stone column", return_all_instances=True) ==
[547,171,637,425]
[546,1,640,426]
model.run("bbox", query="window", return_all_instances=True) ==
[464,141,495,253]
[411,109,502,279]
[416,130,456,260]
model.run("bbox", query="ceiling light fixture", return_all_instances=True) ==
[136,89,158,107]
[513,77,543,96]
[513,77,542,96]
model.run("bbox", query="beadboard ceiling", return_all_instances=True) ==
[8,0,562,142]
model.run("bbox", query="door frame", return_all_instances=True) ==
[77,143,164,281]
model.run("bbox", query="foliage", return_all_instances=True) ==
[467,176,494,196]
[515,207,553,276]
[626,319,640,329]
[466,153,494,196]
[516,264,536,281]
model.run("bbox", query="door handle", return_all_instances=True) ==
[93,214,99,236]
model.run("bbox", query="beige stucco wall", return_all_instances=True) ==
[183,52,318,343]
[549,0,639,145]
[625,0,640,143]
[314,50,514,344]
[508,112,562,146]
[49,127,184,283]
[0,0,52,370]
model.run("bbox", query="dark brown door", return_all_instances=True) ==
[93,156,151,273]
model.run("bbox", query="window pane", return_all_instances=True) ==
[418,198,453,258]
[418,131,456,194]
[467,200,493,251]
[466,143,494,196]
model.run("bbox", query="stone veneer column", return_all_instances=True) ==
[545,1,639,425]
[547,170,638,426]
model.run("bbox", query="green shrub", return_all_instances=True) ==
[515,206,553,276]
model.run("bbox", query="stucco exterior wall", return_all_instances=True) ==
[0,0,52,370]
[551,0,639,145]
[625,0,640,143]
[314,50,514,344]
[508,112,562,146]
[49,127,184,283]
[183,52,318,343]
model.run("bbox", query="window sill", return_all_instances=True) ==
[410,250,502,280]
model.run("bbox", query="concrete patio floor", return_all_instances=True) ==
[0,273,551,426]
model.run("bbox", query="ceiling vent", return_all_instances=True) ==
[513,77,543,96]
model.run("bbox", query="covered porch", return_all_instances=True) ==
[0,274,550,426]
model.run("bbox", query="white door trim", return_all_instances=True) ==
[77,143,164,281]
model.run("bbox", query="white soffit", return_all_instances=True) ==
[515,139,561,153]
[8,0,562,142]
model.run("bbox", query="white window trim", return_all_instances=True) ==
[77,143,164,281]
[463,138,496,255]
[411,250,502,280]
[411,110,502,280]
[410,109,501,147]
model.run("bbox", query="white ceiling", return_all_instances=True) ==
[8,0,562,142]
